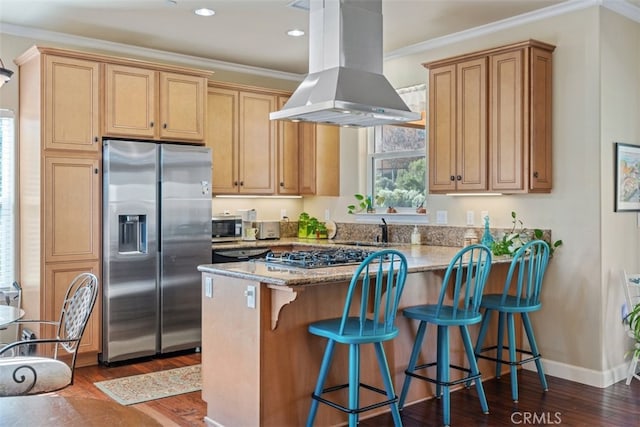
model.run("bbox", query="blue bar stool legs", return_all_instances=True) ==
[522,312,548,391]
[474,240,550,403]
[399,245,493,427]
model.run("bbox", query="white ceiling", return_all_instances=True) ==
[0,0,632,75]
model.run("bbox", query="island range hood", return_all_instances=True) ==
[270,0,421,127]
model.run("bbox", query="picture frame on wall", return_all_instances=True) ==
[615,142,640,212]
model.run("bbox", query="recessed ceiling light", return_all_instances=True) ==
[287,29,305,37]
[194,8,215,17]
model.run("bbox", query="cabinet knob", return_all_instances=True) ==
[533,171,539,178]
[94,168,99,174]
[280,182,284,187]
[450,176,455,181]
[240,181,244,186]
[234,181,238,186]
[150,121,154,128]
[94,136,99,143]
[456,175,462,181]
[163,123,167,129]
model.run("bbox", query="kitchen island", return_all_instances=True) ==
[198,244,515,427]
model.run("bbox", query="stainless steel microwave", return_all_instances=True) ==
[211,215,242,242]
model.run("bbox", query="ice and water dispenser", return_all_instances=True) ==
[119,214,147,254]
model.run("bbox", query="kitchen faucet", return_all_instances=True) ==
[380,218,388,243]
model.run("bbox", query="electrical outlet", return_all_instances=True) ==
[325,209,331,221]
[281,209,287,219]
[245,285,256,309]
[436,210,448,225]
[466,210,475,226]
[205,277,213,298]
[481,210,489,221]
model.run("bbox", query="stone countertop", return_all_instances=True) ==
[200,241,510,287]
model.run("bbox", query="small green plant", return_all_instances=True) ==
[624,303,640,358]
[347,194,385,214]
[490,211,563,257]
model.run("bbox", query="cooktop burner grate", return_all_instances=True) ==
[263,248,383,269]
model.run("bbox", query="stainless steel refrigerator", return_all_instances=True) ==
[101,139,212,364]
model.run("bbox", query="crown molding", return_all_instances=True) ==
[601,0,640,22]
[384,0,640,60]
[0,23,305,82]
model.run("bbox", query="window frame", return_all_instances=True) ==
[366,124,427,215]
[0,109,16,286]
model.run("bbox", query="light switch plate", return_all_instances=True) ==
[436,210,448,225]
[205,277,213,298]
[466,210,475,226]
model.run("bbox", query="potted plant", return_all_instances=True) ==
[624,303,640,360]
[347,194,385,214]
[490,211,563,257]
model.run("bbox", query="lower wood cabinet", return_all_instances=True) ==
[43,261,101,367]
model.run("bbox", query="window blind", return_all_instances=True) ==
[0,109,15,286]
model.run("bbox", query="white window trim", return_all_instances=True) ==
[0,109,16,286]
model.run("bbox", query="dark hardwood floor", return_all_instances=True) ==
[59,353,640,426]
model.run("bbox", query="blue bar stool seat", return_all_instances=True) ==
[473,240,550,402]
[306,249,408,427]
[399,244,493,427]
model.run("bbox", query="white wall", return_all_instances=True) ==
[600,8,640,377]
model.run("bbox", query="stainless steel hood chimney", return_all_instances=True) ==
[270,0,421,127]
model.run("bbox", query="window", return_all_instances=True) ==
[0,110,15,285]
[369,125,426,210]
[368,84,426,211]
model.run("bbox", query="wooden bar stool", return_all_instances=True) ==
[306,249,408,427]
[399,244,493,427]
[473,240,550,402]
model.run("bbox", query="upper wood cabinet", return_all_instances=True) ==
[424,39,555,194]
[428,59,488,193]
[43,55,101,152]
[299,123,340,196]
[207,83,276,195]
[276,96,300,195]
[207,82,340,196]
[104,64,207,142]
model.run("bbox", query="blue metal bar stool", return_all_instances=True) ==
[473,240,550,402]
[399,244,493,427]
[306,249,408,427]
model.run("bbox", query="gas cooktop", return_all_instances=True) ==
[263,248,381,269]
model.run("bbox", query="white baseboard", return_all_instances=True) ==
[523,358,633,388]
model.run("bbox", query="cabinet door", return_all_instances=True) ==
[44,156,101,262]
[239,92,276,194]
[428,64,457,193]
[160,72,206,142]
[208,87,239,194]
[456,57,488,191]
[529,47,553,192]
[298,123,316,195]
[104,64,157,138]
[299,123,340,196]
[490,49,524,191]
[276,96,300,195]
[43,261,101,358]
[44,55,100,152]
[316,125,340,196]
